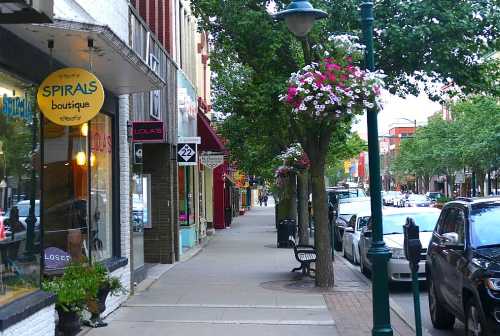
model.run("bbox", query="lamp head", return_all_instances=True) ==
[274,0,327,37]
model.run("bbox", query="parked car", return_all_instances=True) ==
[342,209,370,265]
[426,197,500,335]
[332,197,371,251]
[3,200,40,229]
[359,207,441,282]
[404,194,432,208]
[382,191,402,206]
[426,192,444,202]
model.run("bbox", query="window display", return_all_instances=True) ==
[43,112,114,268]
[0,74,41,306]
[90,114,113,261]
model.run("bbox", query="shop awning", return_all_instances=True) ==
[198,111,227,153]
[2,19,165,95]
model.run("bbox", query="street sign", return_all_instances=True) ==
[200,153,224,169]
[455,172,465,184]
[133,143,143,165]
[132,121,165,143]
[177,143,197,166]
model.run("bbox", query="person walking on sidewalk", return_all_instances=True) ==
[259,194,263,206]
[263,194,268,207]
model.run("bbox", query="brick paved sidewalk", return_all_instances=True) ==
[324,256,415,336]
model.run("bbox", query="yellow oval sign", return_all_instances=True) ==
[37,68,105,126]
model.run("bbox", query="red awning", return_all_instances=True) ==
[198,112,227,153]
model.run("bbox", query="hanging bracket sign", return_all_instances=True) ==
[37,67,105,126]
[200,153,224,169]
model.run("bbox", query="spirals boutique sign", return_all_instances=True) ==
[37,67,105,126]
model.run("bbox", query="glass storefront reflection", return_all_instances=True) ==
[0,74,41,306]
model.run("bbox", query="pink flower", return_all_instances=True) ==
[373,85,381,96]
[288,86,298,97]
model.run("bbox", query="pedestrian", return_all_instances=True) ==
[258,195,263,206]
[263,194,268,207]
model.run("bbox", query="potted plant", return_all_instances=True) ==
[85,263,126,328]
[42,263,100,336]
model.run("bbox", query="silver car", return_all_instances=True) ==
[358,207,441,282]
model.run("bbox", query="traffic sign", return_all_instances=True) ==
[133,143,143,165]
[177,143,197,166]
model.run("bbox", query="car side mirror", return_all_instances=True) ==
[442,232,464,249]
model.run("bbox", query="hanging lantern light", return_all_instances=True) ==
[80,123,89,137]
[75,151,87,166]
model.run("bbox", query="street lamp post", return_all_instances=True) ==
[273,0,327,65]
[360,2,394,336]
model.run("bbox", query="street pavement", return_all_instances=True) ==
[339,253,466,336]
[83,204,415,336]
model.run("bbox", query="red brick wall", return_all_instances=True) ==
[131,0,173,54]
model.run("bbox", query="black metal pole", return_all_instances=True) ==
[361,1,393,335]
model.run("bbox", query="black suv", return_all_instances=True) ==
[426,197,500,335]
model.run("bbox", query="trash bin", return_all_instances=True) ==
[277,219,296,248]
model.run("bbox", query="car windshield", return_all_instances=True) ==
[470,203,500,248]
[357,216,370,231]
[409,195,427,202]
[338,214,354,223]
[383,212,440,234]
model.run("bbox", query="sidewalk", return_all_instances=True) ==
[84,205,414,336]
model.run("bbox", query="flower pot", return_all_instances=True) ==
[85,285,110,328]
[56,308,81,336]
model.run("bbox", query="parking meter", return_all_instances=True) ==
[404,217,423,336]
[403,217,422,272]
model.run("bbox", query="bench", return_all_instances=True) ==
[290,240,316,277]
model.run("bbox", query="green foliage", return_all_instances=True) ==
[393,95,499,184]
[42,262,126,312]
[42,263,100,312]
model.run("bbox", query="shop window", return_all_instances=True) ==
[43,113,114,270]
[0,80,41,306]
[178,167,188,225]
[131,173,150,271]
[90,114,113,261]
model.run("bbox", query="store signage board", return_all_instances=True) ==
[44,247,71,270]
[177,143,197,166]
[200,153,224,169]
[455,172,465,184]
[178,136,201,144]
[132,121,165,143]
[133,143,143,164]
[37,68,105,126]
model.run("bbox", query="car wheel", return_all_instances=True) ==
[428,279,454,330]
[465,298,487,336]
[360,251,370,278]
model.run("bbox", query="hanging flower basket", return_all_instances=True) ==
[280,35,385,122]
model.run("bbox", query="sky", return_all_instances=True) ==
[353,91,442,139]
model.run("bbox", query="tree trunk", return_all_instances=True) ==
[477,171,485,196]
[310,159,334,288]
[297,171,309,245]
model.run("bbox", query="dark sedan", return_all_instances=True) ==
[426,197,500,336]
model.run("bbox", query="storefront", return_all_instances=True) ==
[177,70,200,255]
[197,111,227,231]
[0,17,163,334]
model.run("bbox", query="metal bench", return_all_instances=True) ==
[290,240,316,277]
